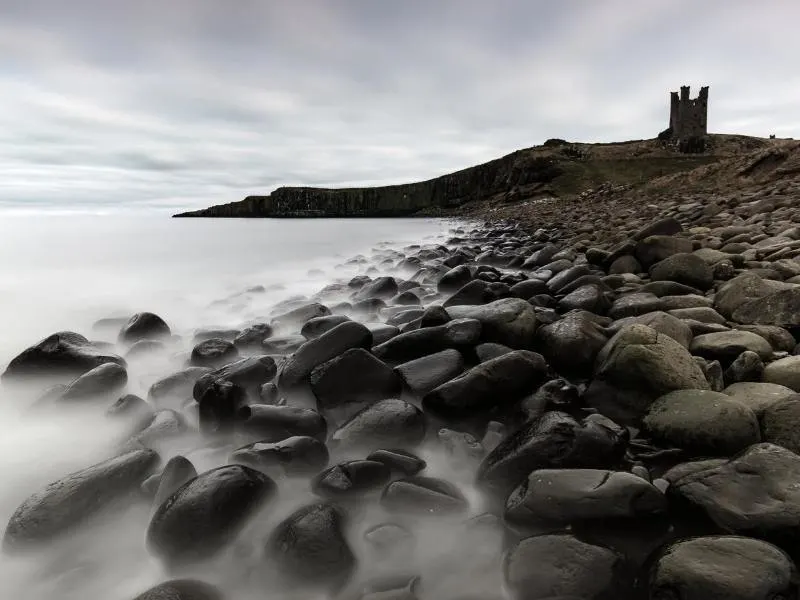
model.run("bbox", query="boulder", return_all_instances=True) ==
[4,449,158,550]
[445,298,538,349]
[733,286,800,326]
[235,404,327,444]
[230,436,329,478]
[535,311,609,377]
[557,283,612,314]
[233,323,273,350]
[394,349,465,397]
[153,456,197,508]
[722,381,796,416]
[635,235,694,268]
[724,351,765,384]
[271,302,331,330]
[372,319,481,363]
[714,272,792,320]
[366,449,426,476]
[353,276,398,301]
[58,362,128,402]
[423,350,548,421]
[300,315,351,340]
[690,330,773,364]
[309,348,402,408]
[643,389,760,456]
[650,253,714,291]
[443,280,510,308]
[761,397,800,454]
[437,265,473,294]
[148,367,210,408]
[147,465,276,567]
[311,460,391,498]
[650,536,798,600]
[197,380,248,435]
[380,476,468,516]
[118,312,171,344]
[330,398,426,452]
[608,292,663,319]
[764,356,800,391]
[193,356,277,400]
[189,338,240,369]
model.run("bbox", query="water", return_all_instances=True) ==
[0,215,502,600]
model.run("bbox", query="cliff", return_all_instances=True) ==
[173,134,775,218]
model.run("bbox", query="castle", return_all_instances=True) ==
[667,85,708,152]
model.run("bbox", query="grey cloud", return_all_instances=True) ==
[0,0,799,212]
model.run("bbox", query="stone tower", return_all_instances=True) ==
[668,85,709,151]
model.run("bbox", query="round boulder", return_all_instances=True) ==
[119,312,171,344]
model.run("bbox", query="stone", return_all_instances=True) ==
[311,460,391,498]
[443,280,510,308]
[118,312,171,344]
[230,436,329,478]
[650,536,798,600]
[438,265,473,294]
[714,272,791,320]
[690,330,773,364]
[353,276,398,301]
[366,449,426,476]
[300,315,351,339]
[235,404,327,444]
[3,449,158,550]
[58,362,128,402]
[131,580,223,600]
[423,350,548,420]
[650,253,714,291]
[722,381,796,416]
[193,356,277,400]
[738,324,797,352]
[197,380,248,435]
[474,342,513,362]
[125,340,167,360]
[271,302,331,330]
[761,398,800,454]
[372,319,482,363]
[445,298,539,349]
[503,534,626,600]
[188,338,239,369]
[643,389,760,457]
[608,292,663,319]
[147,465,276,567]
[535,311,609,376]
[310,348,403,408]
[635,235,694,268]
[509,278,549,299]
[153,456,197,508]
[764,355,800,391]
[633,218,683,241]
[733,286,800,326]
[330,398,426,452]
[724,351,766,384]
[381,476,468,516]
[557,283,612,314]
[364,322,400,345]
[267,503,356,593]
[608,255,641,274]
[1,331,125,383]
[394,349,465,397]
[148,367,210,408]
[233,323,273,350]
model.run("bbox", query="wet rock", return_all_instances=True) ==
[643,389,760,457]
[394,349,465,397]
[535,310,609,377]
[119,313,171,344]
[277,321,373,390]
[271,302,331,330]
[193,355,277,401]
[650,535,798,600]
[474,342,513,362]
[1,331,125,383]
[443,280,510,308]
[521,378,581,418]
[147,465,276,567]
[722,381,796,416]
[635,235,694,268]
[724,350,765,383]
[129,410,188,448]
[423,350,548,421]
[503,534,626,600]
[690,330,773,364]
[233,323,273,351]
[261,335,307,354]
[267,503,356,593]
[131,579,223,600]
[153,456,197,508]
[373,319,482,363]
[650,253,714,291]
[446,298,538,349]
[760,397,800,454]
[365,323,401,345]
[230,436,329,477]
[764,355,800,390]
[236,404,327,444]
[714,272,792,320]
[610,311,694,349]
[310,348,403,408]
[148,367,211,408]
[477,411,626,498]
[505,469,666,534]
[608,292,663,319]
[381,476,468,516]
[367,449,426,476]
[301,315,351,339]
[58,362,128,402]
[193,329,239,343]
[608,255,641,275]
[4,448,158,550]
[509,278,549,299]
[330,398,426,452]
[189,338,239,369]
[732,286,800,326]
[665,443,800,553]
[311,460,391,498]
[354,276,399,301]
[558,283,612,314]
[107,393,153,422]
[197,379,248,435]
[437,265,473,294]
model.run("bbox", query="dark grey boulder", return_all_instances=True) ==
[189,338,239,369]
[474,342,513,362]
[443,280,510,308]
[148,367,211,408]
[266,503,356,593]
[364,322,400,345]
[732,286,800,326]
[724,350,766,384]
[650,535,798,600]
[193,329,239,343]
[690,330,773,364]
[148,465,276,567]
[373,319,482,363]
[437,265,473,294]
[118,313,171,344]
[2,331,125,383]
[547,264,591,294]
[354,276,399,301]
[192,356,277,400]
[131,579,223,600]
[608,292,663,319]
[311,460,391,498]
[635,235,694,268]
[197,380,248,435]
[714,272,793,320]
[301,315,351,339]
[309,348,402,409]
[608,254,641,275]
[394,349,465,397]
[153,456,197,508]
[233,323,273,351]
[367,449,426,476]
[262,335,305,354]
[423,350,548,421]
[535,311,608,377]
[230,436,329,477]
[235,404,327,443]
[509,278,549,299]
[446,298,538,349]
[277,321,372,390]
[271,302,331,330]
[4,448,158,550]
[521,378,581,419]
[761,397,800,454]
[58,362,128,402]
[419,305,451,328]
[476,411,626,499]
[381,476,468,516]
[633,217,683,240]
[558,283,612,314]
[330,398,426,452]
[503,534,627,600]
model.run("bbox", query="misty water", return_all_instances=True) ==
[0,215,503,600]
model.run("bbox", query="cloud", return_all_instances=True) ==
[0,0,798,212]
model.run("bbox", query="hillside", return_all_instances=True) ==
[173,134,781,218]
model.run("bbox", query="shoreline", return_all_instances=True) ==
[3,197,800,596]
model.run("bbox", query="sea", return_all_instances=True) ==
[0,215,500,600]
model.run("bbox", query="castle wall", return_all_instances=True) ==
[669,85,708,143]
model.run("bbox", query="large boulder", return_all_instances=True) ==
[761,397,800,454]
[423,350,548,421]
[193,355,277,400]
[189,338,239,369]
[147,465,276,567]
[437,265,473,294]
[58,362,128,402]
[311,460,390,498]
[643,389,760,457]
[380,476,468,516]
[372,319,481,363]
[649,253,714,291]
[394,349,465,397]
[235,404,327,444]
[2,332,125,383]
[330,398,426,453]
[535,311,609,377]
[230,436,329,478]
[714,272,793,320]
[148,367,210,408]
[763,356,800,391]
[665,443,800,554]
[690,330,773,364]
[722,381,796,416]
[635,235,694,268]
[4,449,158,550]
[445,298,538,349]
[309,348,402,408]
[118,312,171,344]
[650,536,798,600]
[732,287,800,326]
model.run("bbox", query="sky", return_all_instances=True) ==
[1,0,799,213]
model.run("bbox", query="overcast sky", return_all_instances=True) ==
[1,0,798,213]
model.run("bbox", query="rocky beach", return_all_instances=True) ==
[5,147,800,599]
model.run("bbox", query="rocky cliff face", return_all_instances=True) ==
[174,150,563,218]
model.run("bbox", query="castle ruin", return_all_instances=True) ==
[666,85,709,153]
